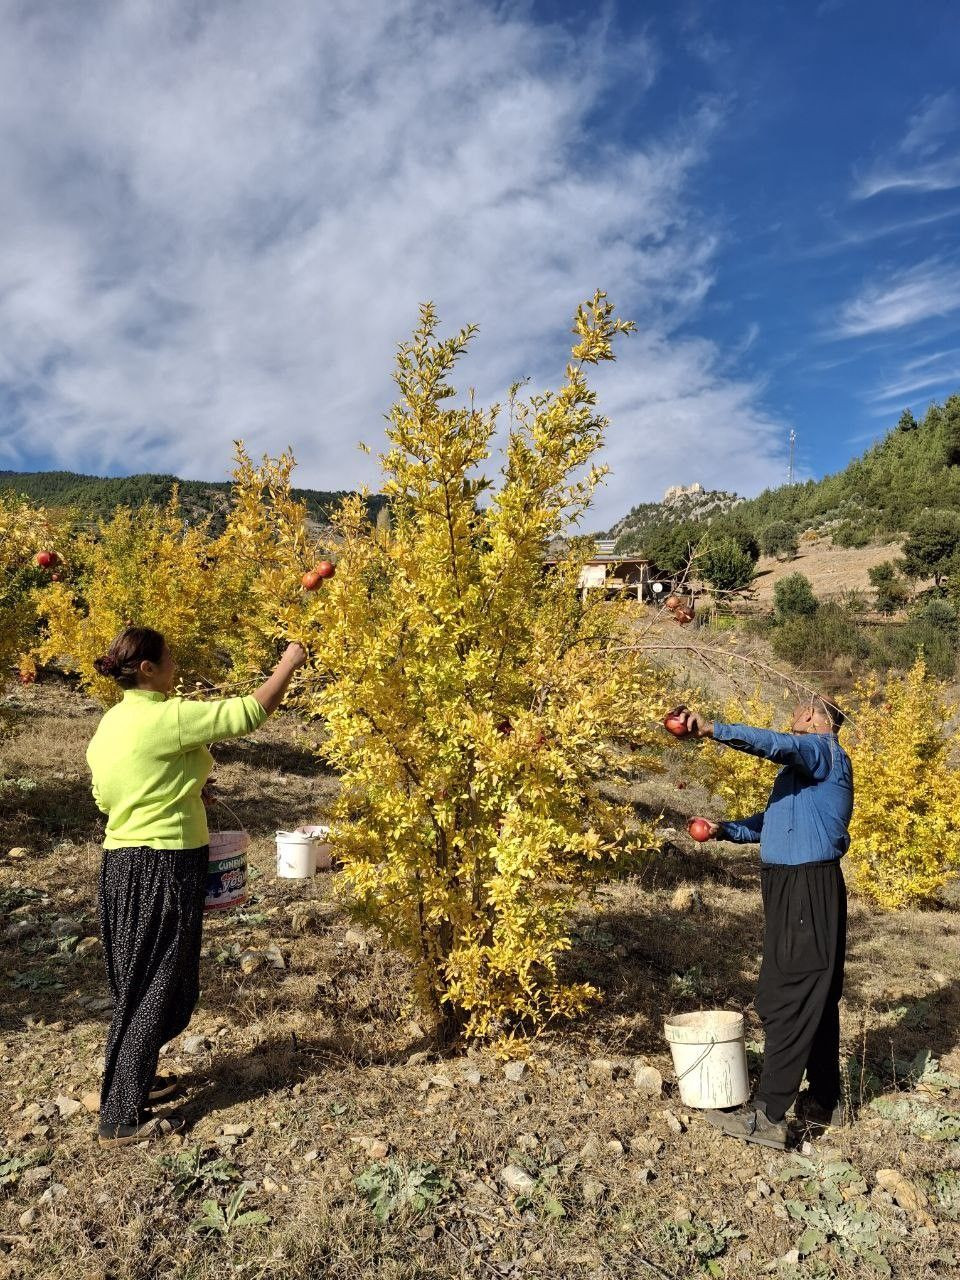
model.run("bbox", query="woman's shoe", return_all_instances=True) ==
[98,1112,185,1148]
[148,1073,180,1103]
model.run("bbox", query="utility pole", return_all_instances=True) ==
[787,429,796,486]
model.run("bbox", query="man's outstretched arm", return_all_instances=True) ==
[681,711,831,781]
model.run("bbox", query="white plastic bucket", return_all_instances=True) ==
[276,830,317,878]
[205,831,250,911]
[297,824,333,871]
[664,1009,750,1110]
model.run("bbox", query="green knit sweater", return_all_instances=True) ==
[86,688,268,850]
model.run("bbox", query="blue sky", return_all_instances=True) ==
[0,1,958,523]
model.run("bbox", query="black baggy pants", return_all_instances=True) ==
[98,846,207,1128]
[753,859,846,1123]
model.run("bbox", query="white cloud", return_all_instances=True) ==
[0,0,786,521]
[853,91,960,199]
[836,261,960,337]
[864,347,960,405]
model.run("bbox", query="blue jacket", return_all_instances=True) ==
[713,722,853,865]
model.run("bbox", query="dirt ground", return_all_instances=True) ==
[750,538,901,607]
[1,681,959,1280]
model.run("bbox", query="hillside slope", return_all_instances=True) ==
[750,535,900,605]
[0,468,385,529]
[604,393,960,555]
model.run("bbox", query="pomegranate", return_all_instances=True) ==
[687,817,714,842]
[663,712,689,737]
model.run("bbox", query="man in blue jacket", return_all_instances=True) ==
[678,696,854,1150]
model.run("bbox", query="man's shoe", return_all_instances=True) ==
[98,1112,185,1148]
[794,1090,846,1130]
[148,1073,180,1103]
[705,1101,788,1150]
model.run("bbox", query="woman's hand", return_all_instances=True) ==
[253,643,308,716]
[280,642,307,670]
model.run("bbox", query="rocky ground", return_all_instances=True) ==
[1,681,958,1279]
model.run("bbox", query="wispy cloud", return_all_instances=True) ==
[0,0,786,519]
[836,260,960,337]
[853,91,960,199]
[865,347,960,403]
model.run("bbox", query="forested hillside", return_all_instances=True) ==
[608,394,960,558]
[0,469,386,529]
[731,395,960,546]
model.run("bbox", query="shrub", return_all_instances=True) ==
[911,596,958,630]
[760,520,799,561]
[902,510,960,585]
[773,573,818,622]
[868,561,910,615]
[869,618,958,680]
[772,603,870,673]
[698,536,756,594]
[287,295,668,1041]
[0,494,62,688]
[832,521,871,549]
[35,447,311,704]
[691,693,780,818]
[846,660,960,908]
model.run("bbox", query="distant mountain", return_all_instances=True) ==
[604,393,960,554]
[605,482,743,553]
[0,468,386,531]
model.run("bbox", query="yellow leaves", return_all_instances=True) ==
[289,295,668,1041]
[846,659,960,909]
[0,493,64,686]
[691,692,779,819]
[33,443,315,704]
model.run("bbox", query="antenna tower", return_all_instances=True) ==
[788,429,796,486]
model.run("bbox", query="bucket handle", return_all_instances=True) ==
[673,1039,719,1083]
[209,796,248,835]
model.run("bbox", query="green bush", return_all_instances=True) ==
[698,536,756,593]
[910,596,958,630]
[870,620,957,680]
[760,520,799,561]
[773,572,818,622]
[868,561,910,614]
[772,603,870,672]
[832,521,871,549]
[902,510,960,584]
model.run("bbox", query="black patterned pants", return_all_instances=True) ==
[98,846,207,1128]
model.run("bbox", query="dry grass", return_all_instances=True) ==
[1,681,958,1280]
[750,537,901,607]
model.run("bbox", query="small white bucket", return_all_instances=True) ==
[276,830,318,878]
[664,1009,750,1110]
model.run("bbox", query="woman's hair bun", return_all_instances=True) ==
[93,653,120,676]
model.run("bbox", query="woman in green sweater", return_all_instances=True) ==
[86,625,306,1147]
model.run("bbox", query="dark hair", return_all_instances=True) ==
[93,627,166,689]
